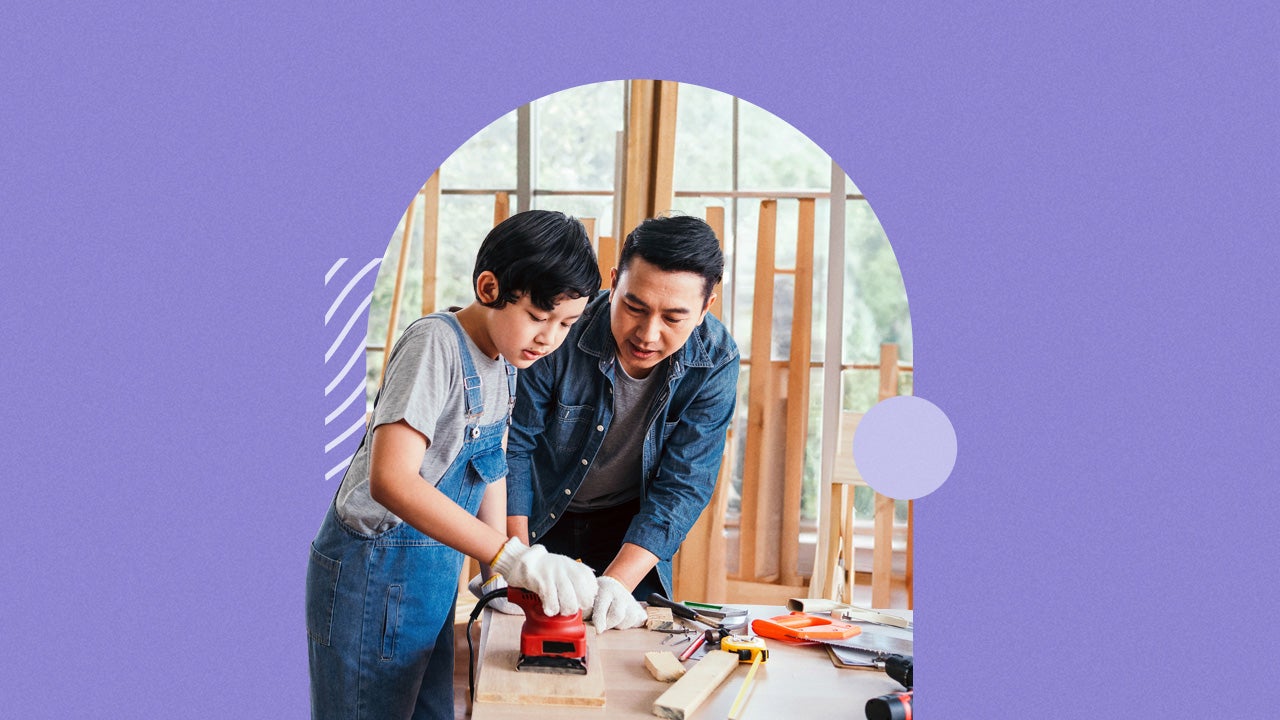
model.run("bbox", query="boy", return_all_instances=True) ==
[306,210,601,719]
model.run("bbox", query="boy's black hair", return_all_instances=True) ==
[474,210,601,311]
[617,215,724,302]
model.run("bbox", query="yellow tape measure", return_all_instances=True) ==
[724,636,768,720]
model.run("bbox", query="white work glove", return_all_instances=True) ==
[491,538,598,616]
[467,573,522,615]
[589,575,649,633]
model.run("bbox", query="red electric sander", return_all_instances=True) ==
[506,587,588,675]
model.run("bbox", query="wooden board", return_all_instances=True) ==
[652,649,739,720]
[475,610,606,708]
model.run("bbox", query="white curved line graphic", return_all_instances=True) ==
[325,454,355,481]
[325,291,373,363]
[325,258,348,285]
[326,380,366,426]
[325,414,367,454]
[325,342,366,397]
[325,258,382,325]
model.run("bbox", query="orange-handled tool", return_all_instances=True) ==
[751,612,861,643]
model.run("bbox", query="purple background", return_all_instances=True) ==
[3,2,1277,716]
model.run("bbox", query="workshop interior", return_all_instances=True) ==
[345,79,914,717]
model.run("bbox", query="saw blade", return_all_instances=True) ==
[820,628,913,656]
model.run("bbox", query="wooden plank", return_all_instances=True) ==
[724,579,809,606]
[380,194,416,384]
[652,650,739,720]
[737,200,777,581]
[906,499,914,609]
[878,343,900,402]
[597,235,617,286]
[494,191,510,226]
[780,198,815,586]
[705,206,725,319]
[872,491,894,609]
[475,610,606,708]
[650,80,679,216]
[644,651,686,682]
[622,80,654,238]
[704,427,734,602]
[420,172,440,316]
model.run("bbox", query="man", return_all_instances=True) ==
[504,214,740,632]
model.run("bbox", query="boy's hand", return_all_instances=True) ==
[588,575,648,633]
[466,573,522,615]
[491,538,597,616]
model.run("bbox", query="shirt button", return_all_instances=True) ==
[580,459,588,466]
[596,425,604,432]
[564,488,572,495]
[531,531,537,539]
[550,513,556,519]
[470,427,480,439]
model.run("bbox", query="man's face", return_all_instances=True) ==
[609,256,713,379]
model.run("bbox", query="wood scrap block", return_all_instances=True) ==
[475,610,606,707]
[646,606,675,629]
[644,651,686,682]
[652,649,739,719]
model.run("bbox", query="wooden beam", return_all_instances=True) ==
[652,650,739,720]
[737,200,777,581]
[380,195,416,385]
[420,172,440,316]
[651,80,679,216]
[878,342,900,402]
[596,235,616,287]
[580,217,595,246]
[493,191,510,226]
[622,80,654,237]
[872,491,894,608]
[705,206,725,319]
[780,198,815,586]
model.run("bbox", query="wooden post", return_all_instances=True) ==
[780,198,815,586]
[705,206,726,320]
[621,79,679,235]
[871,342,901,608]
[420,172,440,316]
[596,235,616,287]
[494,191,510,226]
[738,200,777,581]
[380,194,416,384]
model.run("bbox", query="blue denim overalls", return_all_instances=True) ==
[307,313,515,720]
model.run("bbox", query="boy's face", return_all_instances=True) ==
[609,255,713,380]
[490,292,589,369]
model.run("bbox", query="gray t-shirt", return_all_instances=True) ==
[568,362,664,512]
[336,314,510,535]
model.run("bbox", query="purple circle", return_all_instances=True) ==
[853,395,957,500]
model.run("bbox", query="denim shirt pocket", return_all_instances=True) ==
[550,402,594,452]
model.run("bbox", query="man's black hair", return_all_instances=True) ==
[617,215,724,302]
[474,210,601,311]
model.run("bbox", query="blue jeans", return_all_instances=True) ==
[307,316,512,719]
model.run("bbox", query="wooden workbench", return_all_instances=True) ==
[471,605,912,719]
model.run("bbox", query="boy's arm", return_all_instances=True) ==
[477,479,507,580]
[369,419,507,563]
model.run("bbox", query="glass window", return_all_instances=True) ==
[439,111,517,190]
[534,82,625,190]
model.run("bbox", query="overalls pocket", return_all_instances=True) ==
[306,543,342,646]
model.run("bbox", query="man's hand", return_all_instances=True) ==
[491,538,597,616]
[466,573,522,615]
[589,575,648,633]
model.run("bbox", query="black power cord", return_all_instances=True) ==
[467,587,512,703]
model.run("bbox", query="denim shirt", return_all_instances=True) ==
[506,291,740,595]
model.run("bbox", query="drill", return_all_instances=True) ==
[864,653,912,720]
